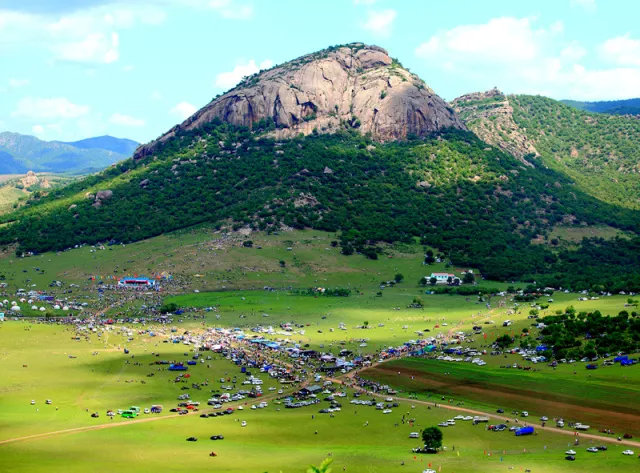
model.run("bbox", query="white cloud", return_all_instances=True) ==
[414,16,640,100]
[171,101,198,120]
[570,0,596,11]
[0,5,165,63]
[362,9,396,38]
[31,123,62,136]
[214,58,273,89]
[109,113,145,127]
[8,78,29,87]
[52,32,119,64]
[416,17,542,64]
[600,34,640,66]
[13,97,89,119]
[561,42,587,61]
[208,0,253,19]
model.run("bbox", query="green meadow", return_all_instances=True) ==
[2,323,640,473]
[1,229,639,472]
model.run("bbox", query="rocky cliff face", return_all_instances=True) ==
[452,88,538,167]
[135,43,464,158]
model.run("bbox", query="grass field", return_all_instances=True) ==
[0,185,26,214]
[0,323,279,440]
[362,357,640,436]
[164,288,633,354]
[2,229,640,472]
[545,224,633,247]
[2,322,640,473]
[0,227,509,297]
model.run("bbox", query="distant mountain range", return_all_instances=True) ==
[0,132,139,175]
[561,98,640,115]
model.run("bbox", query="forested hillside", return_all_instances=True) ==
[1,120,639,290]
[510,95,640,209]
[454,92,640,210]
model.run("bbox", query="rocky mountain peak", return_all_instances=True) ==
[135,43,464,158]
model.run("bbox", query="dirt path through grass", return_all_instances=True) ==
[0,386,288,446]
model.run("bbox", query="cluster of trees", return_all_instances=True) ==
[294,288,351,297]
[1,120,639,289]
[427,286,500,296]
[539,306,640,360]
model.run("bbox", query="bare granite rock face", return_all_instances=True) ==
[20,171,51,189]
[135,43,464,158]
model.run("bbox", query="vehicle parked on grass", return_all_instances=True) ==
[515,426,534,436]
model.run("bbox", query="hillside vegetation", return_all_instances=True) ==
[1,120,640,290]
[0,173,77,214]
[510,95,640,209]
[454,92,640,210]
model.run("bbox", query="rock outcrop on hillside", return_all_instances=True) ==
[135,43,464,158]
[20,171,50,189]
[452,88,538,167]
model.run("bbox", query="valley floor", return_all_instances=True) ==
[1,229,639,472]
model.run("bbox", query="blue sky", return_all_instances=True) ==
[1,0,639,143]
